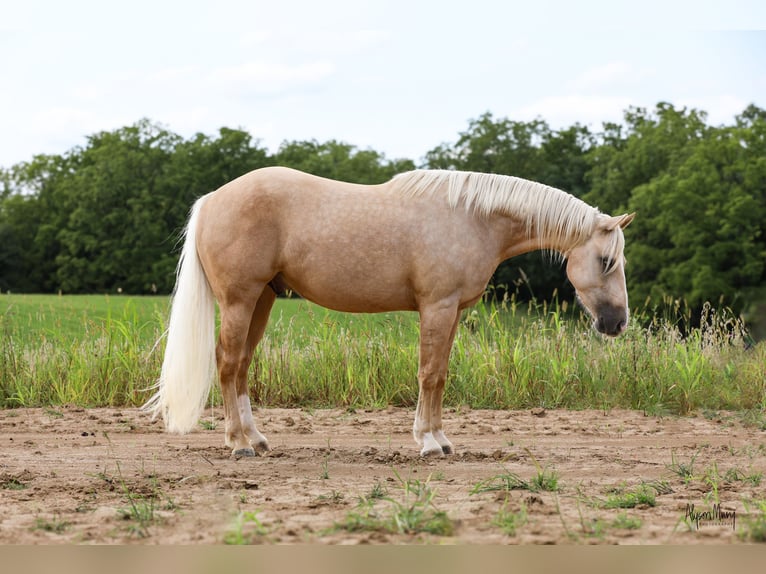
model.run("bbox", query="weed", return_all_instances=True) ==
[1,476,27,490]
[471,471,529,494]
[32,515,69,534]
[335,474,454,537]
[643,479,673,495]
[575,504,608,540]
[740,410,766,431]
[320,455,330,480]
[112,460,171,538]
[666,450,700,482]
[117,495,157,538]
[602,484,656,509]
[612,512,642,530]
[316,490,345,504]
[198,419,217,431]
[530,467,559,492]
[492,500,527,536]
[724,467,763,486]
[472,451,559,495]
[582,517,608,539]
[223,510,269,545]
[739,499,766,542]
[367,480,388,500]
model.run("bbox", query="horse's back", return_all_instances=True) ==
[195,166,496,313]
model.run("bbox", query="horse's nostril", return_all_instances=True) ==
[617,320,626,333]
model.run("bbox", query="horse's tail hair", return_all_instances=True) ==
[142,193,216,434]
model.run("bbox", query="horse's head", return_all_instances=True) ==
[565,213,635,337]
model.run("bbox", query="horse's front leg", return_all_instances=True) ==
[414,302,461,457]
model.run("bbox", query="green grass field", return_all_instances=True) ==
[1,293,764,418]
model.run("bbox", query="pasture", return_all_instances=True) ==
[1,293,765,544]
[1,293,764,414]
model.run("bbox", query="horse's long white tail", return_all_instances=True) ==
[143,194,216,434]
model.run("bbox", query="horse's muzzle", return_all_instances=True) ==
[594,305,628,337]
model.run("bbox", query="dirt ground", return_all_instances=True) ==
[1,405,764,545]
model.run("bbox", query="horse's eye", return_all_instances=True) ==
[599,256,612,273]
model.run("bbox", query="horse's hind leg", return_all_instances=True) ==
[414,302,461,457]
[236,287,277,454]
[216,287,264,457]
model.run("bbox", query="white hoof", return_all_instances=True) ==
[433,430,454,454]
[419,432,445,457]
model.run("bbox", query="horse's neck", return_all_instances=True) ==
[490,212,582,261]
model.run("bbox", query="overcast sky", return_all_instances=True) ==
[2,0,765,169]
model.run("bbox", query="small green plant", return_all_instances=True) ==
[666,450,700,482]
[32,515,69,534]
[612,512,642,530]
[575,505,608,540]
[335,473,454,537]
[117,495,157,538]
[335,498,380,533]
[740,410,766,431]
[367,480,388,500]
[320,455,330,480]
[643,479,673,495]
[198,419,217,430]
[739,499,766,543]
[471,470,529,494]
[703,463,722,505]
[223,510,269,545]
[492,500,527,536]
[602,484,656,509]
[1,476,27,490]
[530,467,559,492]
[471,466,559,495]
[316,490,345,504]
[112,460,170,538]
[724,467,763,486]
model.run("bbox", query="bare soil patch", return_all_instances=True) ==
[1,406,764,544]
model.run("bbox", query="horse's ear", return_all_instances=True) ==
[618,212,635,229]
[601,212,635,232]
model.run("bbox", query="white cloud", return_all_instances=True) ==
[680,94,750,124]
[30,107,99,136]
[207,60,335,96]
[570,61,653,91]
[239,29,389,57]
[514,95,633,127]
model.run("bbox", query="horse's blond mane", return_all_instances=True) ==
[391,169,622,264]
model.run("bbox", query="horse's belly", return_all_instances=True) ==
[280,270,417,313]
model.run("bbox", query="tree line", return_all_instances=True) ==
[1,103,764,321]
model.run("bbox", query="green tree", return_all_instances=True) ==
[1,154,77,292]
[52,120,180,292]
[274,139,413,183]
[424,113,593,301]
[584,102,709,214]
[583,103,765,316]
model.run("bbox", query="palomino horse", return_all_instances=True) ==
[144,167,634,457]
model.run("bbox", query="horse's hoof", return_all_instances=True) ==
[441,444,453,455]
[419,446,445,458]
[253,440,270,454]
[232,447,256,458]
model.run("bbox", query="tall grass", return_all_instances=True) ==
[0,292,764,413]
